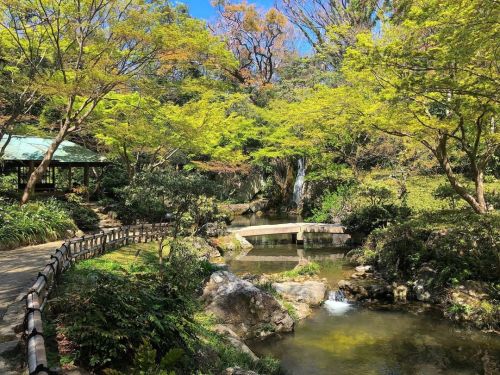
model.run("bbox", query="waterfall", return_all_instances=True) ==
[292,158,306,208]
[324,290,353,316]
[329,290,346,302]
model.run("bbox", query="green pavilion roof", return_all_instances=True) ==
[0,136,107,165]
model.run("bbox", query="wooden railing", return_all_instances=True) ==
[24,223,169,375]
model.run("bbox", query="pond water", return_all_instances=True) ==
[227,215,500,375]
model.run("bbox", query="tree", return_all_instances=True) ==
[342,0,499,214]
[0,22,46,155]
[211,0,294,89]
[0,0,172,204]
[277,0,380,65]
[92,93,178,179]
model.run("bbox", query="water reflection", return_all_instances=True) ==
[228,215,500,374]
[251,308,500,375]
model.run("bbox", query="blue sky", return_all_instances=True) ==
[178,0,275,21]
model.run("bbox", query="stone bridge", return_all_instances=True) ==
[231,223,349,244]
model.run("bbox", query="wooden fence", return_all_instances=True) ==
[24,223,169,375]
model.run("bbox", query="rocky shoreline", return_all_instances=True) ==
[337,265,499,333]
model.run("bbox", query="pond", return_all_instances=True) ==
[227,215,500,375]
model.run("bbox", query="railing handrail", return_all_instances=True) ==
[24,222,169,375]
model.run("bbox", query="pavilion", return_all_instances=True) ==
[0,135,107,192]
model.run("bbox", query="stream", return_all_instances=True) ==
[227,215,500,375]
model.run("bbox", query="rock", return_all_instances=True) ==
[338,277,393,302]
[415,285,431,302]
[235,234,253,250]
[190,237,221,258]
[211,234,253,257]
[444,281,499,330]
[202,222,229,237]
[220,203,251,216]
[203,271,294,339]
[393,285,408,303]
[290,302,312,320]
[248,199,269,213]
[223,367,259,375]
[338,279,352,289]
[272,281,328,306]
[355,265,372,273]
[214,325,258,361]
[413,264,437,302]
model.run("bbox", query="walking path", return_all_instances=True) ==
[0,205,121,373]
[0,240,65,320]
[0,240,66,374]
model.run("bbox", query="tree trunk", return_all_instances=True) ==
[434,136,487,214]
[0,133,13,158]
[21,125,69,204]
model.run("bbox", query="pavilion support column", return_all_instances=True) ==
[67,167,72,191]
[83,166,90,201]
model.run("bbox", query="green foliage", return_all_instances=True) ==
[365,211,500,286]
[48,243,212,371]
[62,201,100,231]
[46,243,281,374]
[433,184,460,209]
[0,173,17,195]
[118,169,226,236]
[0,198,76,250]
[308,184,354,223]
[343,204,412,237]
[341,0,499,213]
[281,262,321,278]
[358,186,394,207]
[132,340,180,375]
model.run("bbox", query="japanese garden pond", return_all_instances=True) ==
[227,215,500,375]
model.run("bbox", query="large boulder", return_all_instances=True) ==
[210,234,253,257]
[338,278,393,302]
[203,271,294,339]
[214,325,258,361]
[272,281,328,306]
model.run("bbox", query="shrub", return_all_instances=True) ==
[358,185,394,206]
[308,184,354,223]
[118,169,224,236]
[0,198,76,250]
[342,204,411,237]
[281,262,321,278]
[364,211,500,286]
[49,254,206,371]
[432,184,460,209]
[47,243,281,374]
[62,201,100,231]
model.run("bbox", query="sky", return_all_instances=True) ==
[178,0,275,21]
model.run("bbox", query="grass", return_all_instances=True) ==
[280,262,321,278]
[363,171,498,213]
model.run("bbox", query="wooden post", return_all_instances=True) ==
[52,166,55,190]
[67,167,72,191]
[83,165,89,200]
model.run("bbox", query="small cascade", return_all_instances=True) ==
[329,290,347,302]
[324,290,353,316]
[292,158,306,209]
